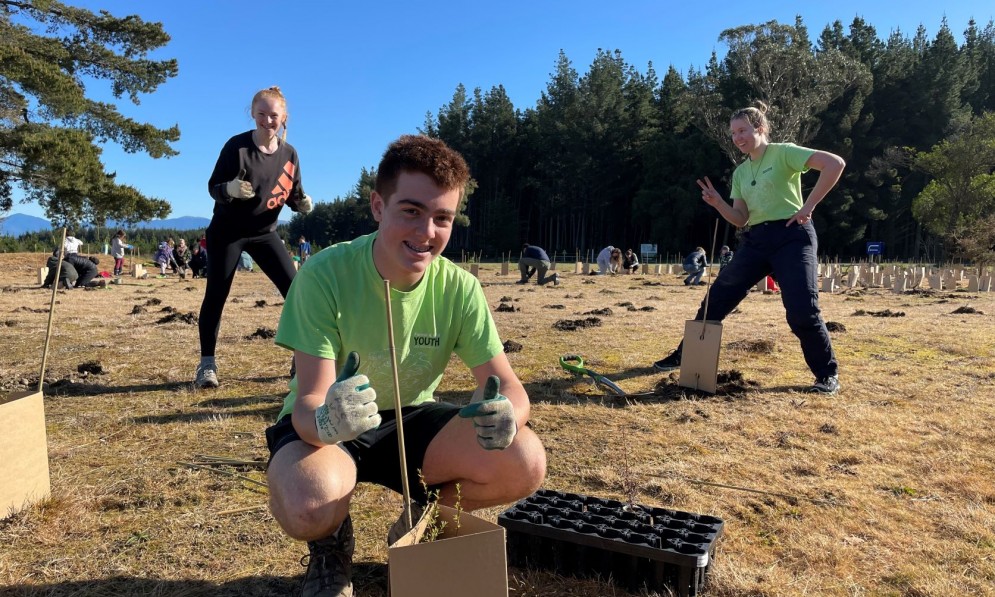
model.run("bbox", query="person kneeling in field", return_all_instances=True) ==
[265,135,546,597]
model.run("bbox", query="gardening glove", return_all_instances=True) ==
[225,169,255,200]
[298,193,313,215]
[458,375,517,450]
[314,352,381,445]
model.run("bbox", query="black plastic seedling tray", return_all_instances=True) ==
[498,489,724,596]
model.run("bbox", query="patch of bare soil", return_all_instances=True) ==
[951,305,985,315]
[853,309,905,317]
[156,311,198,325]
[503,340,523,353]
[726,339,776,353]
[650,369,760,399]
[76,361,105,375]
[246,327,276,340]
[553,317,603,331]
[825,321,847,332]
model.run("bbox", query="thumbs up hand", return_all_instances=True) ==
[225,169,255,200]
[458,376,517,450]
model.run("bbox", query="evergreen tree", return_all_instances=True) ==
[912,112,995,245]
[0,1,179,224]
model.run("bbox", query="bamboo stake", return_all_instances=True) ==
[383,280,413,530]
[38,227,67,393]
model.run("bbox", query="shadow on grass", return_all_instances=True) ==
[41,375,288,397]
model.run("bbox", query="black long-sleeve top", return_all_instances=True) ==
[207,131,306,235]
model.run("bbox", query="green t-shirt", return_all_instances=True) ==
[275,232,504,419]
[730,143,815,225]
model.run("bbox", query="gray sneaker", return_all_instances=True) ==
[194,364,219,389]
[301,516,354,597]
[810,375,840,395]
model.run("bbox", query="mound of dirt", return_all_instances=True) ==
[642,281,664,287]
[131,305,146,315]
[583,308,613,316]
[638,306,656,311]
[553,317,602,331]
[650,369,759,398]
[543,304,566,309]
[246,327,276,340]
[951,305,984,315]
[499,296,513,302]
[726,339,776,353]
[616,301,634,308]
[503,340,523,353]
[144,297,162,306]
[4,319,16,327]
[156,311,198,325]
[825,321,846,332]
[853,309,905,317]
[255,300,268,308]
[495,303,518,312]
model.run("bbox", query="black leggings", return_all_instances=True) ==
[198,226,297,357]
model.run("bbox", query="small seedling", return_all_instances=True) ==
[416,472,464,543]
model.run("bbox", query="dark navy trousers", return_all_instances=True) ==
[681,220,838,379]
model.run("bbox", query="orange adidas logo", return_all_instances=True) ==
[266,161,296,209]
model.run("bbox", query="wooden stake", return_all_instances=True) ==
[383,280,413,530]
[39,227,67,393]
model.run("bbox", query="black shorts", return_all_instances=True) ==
[265,403,460,502]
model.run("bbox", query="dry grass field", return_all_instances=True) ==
[1,251,994,597]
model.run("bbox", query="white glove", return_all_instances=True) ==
[298,194,313,215]
[314,352,381,445]
[458,376,517,450]
[225,170,255,200]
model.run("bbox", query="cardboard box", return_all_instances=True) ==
[389,504,508,597]
[1,391,51,519]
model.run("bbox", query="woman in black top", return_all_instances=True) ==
[196,86,313,388]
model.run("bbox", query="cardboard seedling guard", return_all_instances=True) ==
[0,391,51,519]
[678,321,722,394]
[388,504,508,597]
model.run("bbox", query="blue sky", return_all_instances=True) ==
[8,0,991,221]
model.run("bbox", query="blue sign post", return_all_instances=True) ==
[866,242,884,256]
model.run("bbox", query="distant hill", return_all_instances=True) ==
[128,216,212,231]
[1,213,290,237]
[0,213,51,236]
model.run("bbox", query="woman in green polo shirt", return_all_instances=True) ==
[653,101,845,395]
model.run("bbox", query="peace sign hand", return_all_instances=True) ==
[696,177,722,207]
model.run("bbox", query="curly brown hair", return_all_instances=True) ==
[374,135,470,203]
